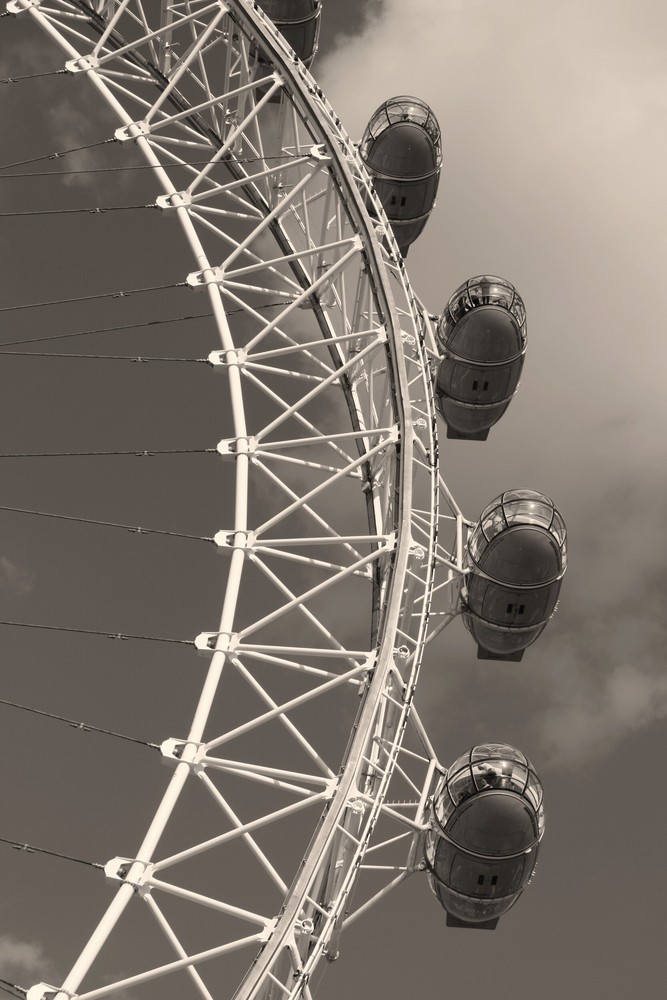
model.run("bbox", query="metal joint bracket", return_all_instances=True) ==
[214,529,254,550]
[259,917,277,943]
[394,645,410,660]
[294,917,315,936]
[187,265,223,289]
[409,544,426,561]
[194,631,237,655]
[160,738,203,765]
[65,55,99,73]
[115,121,151,142]
[323,775,339,800]
[104,856,151,891]
[7,0,42,13]
[26,985,70,1000]
[156,191,192,211]
[217,436,256,457]
[208,348,247,369]
[346,797,366,815]
[308,144,330,162]
[401,330,416,348]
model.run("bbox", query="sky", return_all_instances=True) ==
[1,2,666,1000]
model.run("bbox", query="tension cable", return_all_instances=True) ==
[0,203,157,217]
[0,836,103,870]
[0,351,207,363]
[0,448,216,458]
[0,312,213,348]
[0,979,26,1000]
[0,138,116,173]
[0,301,286,348]
[0,621,193,645]
[0,502,213,542]
[0,280,187,314]
[0,69,68,84]
[0,697,158,749]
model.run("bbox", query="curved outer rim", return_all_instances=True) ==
[9,2,441,999]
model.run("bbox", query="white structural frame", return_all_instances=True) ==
[5,2,468,999]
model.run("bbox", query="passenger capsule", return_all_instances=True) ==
[463,490,567,661]
[256,1,322,68]
[360,96,442,256]
[425,744,544,929]
[434,276,527,440]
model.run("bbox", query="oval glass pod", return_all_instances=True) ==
[463,490,567,660]
[435,275,527,440]
[425,743,545,929]
[360,96,442,256]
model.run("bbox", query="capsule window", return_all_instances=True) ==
[477,875,485,885]
[400,196,407,206]
[491,875,498,885]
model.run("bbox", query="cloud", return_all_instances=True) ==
[45,101,109,188]
[527,500,667,769]
[0,556,34,597]
[0,934,45,979]
[314,0,667,773]
[537,644,667,770]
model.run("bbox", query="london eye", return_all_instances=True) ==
[0,5,567,1000]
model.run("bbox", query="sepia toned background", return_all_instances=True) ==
[1,3,665,999]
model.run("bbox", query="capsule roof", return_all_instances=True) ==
[439,275,526,350]
[468,489,567,577]
[360,96,442,165]
[439,743,545,842]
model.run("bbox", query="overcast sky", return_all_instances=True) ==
[1,3,666,1000]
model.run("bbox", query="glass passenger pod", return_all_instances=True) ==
[434,276,527,439]
[360,96,442,255]
[256,1,322,67]
[425,744,544,927]
[463,490,567,658]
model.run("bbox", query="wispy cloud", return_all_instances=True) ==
[0,934,45,978]
[0,556,34,597]
[46,100,110,188]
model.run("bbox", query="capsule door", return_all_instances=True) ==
[466,577,562,627]
[436,359,517,407]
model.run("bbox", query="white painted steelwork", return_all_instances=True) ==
[5,2,466,999]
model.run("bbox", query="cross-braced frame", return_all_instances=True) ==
[6,2,466,999]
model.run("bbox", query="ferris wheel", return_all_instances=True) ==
[0,4,566,1000]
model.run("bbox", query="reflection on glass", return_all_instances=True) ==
[469,490,568,570]
[441,275,527,342]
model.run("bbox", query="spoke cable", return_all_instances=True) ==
[0,280,187,314]
[0,697,158,749]
[0,836,103,870]
[0,502,213,542]
[0,979,27,1000]
[0,448,215,458]
[0,621,193,645]
[0,302,289,348]
[0,203,157,217]
[0,69,68,84]
[0,312,213,348]
[0,138,116,173]
[0,152,305,178]
[0,351,206,362]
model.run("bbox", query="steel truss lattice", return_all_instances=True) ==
[5,2,467,999]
